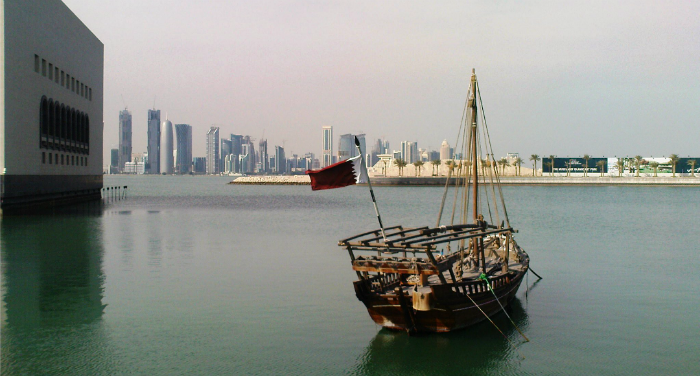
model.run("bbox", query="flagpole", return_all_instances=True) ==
[354,136,387,242]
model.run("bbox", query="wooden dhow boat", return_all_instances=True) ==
[339,69,531,334]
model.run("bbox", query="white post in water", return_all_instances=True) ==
[354,136,387,242]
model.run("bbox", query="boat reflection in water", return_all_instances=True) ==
[0,207,110,374]
[352,298,530,375]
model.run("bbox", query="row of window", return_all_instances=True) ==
[42,152,88,167]
[39,96,90,155]
[34,54,92,101]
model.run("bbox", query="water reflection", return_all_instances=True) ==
[352,298,530,376]
[1,213,109,374]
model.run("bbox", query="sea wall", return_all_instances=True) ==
[229,175,700,186]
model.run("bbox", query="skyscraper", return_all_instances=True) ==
[258,139,268,173]
[322,125,333,167]
[118,108,132,172]
[338,134,354,161]
[274,145,285,174]
[220,139,232,173]
[174,124,192,174]
[110,148,119,173]
[146,108,161,174]
[206,127,220,174]
[402,141,418,163]
[160,119,174,174]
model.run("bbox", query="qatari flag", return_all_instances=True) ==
[305,155,367,191]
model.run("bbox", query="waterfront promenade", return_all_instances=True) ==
[229,175,700,186]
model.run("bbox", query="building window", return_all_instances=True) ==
[89,88,92,101]
[42,152,46,164]
[48,64,53,80]
[55,67,59,83]
[42,59,47,76]
[71,78,75,92]
[61,71,65,86]
[61,154,64,165]
[35,55,40,72]
[71,155,75,165]
[66,74,70,89]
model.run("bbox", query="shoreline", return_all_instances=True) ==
[228,175,700,186]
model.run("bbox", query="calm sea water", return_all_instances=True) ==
[2,175,699,375]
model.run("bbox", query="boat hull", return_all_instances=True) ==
[354,270,526,333]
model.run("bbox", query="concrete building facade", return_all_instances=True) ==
[0,0,104,211]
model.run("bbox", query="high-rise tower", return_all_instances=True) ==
[206,127,220,174]
[146,108,161,174]
[322,125,333,167]
[118,108,132,172]
[174,124,192,174]
[159,119,173,174]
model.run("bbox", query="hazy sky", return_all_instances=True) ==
[61,0,700,164]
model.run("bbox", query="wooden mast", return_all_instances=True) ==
[468,69,484,273]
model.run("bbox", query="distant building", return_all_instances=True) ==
[221,139,232,173]
[118,108,132,171]
[160,119,173,174]
[258,139,269,173]
[401,141,419,163]
[440,140,452,160]
[274,146,286,174]
[192,157,206,174]
[240,136,255,174]
[206,127,220,174]
[174,124,192,174]
[123,161,145,174]
[322,125,333,167]
[110,148,119,172]
[146,108,161,174]
[1,0,104,211]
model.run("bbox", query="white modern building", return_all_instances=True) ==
[322,125,333,167]
[159,119,173,174]
[206,126,219,174]
[0,0,104,211]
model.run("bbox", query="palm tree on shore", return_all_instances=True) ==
[381,159,388,176]
[548,155,556,176]
[616,159,625,177]
[431,159,441,176]
[669,154,679,177]
[394,158,407,176]
[530,154,540,176]
[498,158,509,175]
[596,160,606,177]
[688,159,697,177]
[543,161,552,176]
[565,160,573,177]
[413,160,424,177]
[649,161,659,177]
[582,154,590,177]
[445,160,455,176]
[634,155,643,177]
[514,157,523,176]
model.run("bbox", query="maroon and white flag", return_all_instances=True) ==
[305,155,367,191]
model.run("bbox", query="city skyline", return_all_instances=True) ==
[62,1,700,164]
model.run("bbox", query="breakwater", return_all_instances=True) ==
[229,175,700,186]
